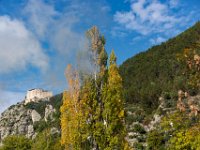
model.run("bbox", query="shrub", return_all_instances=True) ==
[133,142,144,150]
[147,130,165,150]
[133,124,146,134]
[32,129,63,150]
[0,135,32,150]
[126,115,136,125]
[33,120,48,132]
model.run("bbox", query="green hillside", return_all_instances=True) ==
[120,22,200,111]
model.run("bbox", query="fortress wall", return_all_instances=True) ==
[25,89,53,104]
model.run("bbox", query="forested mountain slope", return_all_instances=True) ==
[120,22,200,111]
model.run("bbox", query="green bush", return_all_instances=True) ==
[133,124,146,134]
[133,142,144,150]
[137,135,146,142]
[147,130,165,150]
[0,135,32,150]
[33,120,48,132]
[32,129,63,150]
[125,115,136,125]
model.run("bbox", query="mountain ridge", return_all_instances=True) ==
[120,21,200,110]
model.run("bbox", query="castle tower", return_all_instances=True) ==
[25,89,53,104]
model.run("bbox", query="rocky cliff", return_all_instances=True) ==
[0,94,62,143]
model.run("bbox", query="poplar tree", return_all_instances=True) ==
[102,50,126,149]
[79,77,100,149]
[60,27,129,150]
[82,26,108,149]
[60,64,82,150]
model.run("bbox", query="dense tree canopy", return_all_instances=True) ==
[120,22,200,111]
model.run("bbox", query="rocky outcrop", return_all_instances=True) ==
[0,103,32,140]
[31,110,41,123]
[0,99,59,142]
[44,105,56,122]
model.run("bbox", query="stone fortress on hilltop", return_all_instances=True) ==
[24,88,53,104]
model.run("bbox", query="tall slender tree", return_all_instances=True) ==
[102,50,126,150]
[83,26,108,149]
[61,27,129,150]
[60,64,82,150]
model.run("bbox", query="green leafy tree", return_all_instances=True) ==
[167,123,200,150]
[0,135,32,150]
[32,129,63,150]
[60,27,128,150]
[82,26,108,149]
[102,50,127,149]
[146,109,200,150]
[79,77,102,149]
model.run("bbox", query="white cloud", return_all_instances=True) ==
[24,0,58,39]
[24,0,111,54]
[114,0,181,35]
[0,15,48,74]
[23,0,111,76]
[24,0,84,55]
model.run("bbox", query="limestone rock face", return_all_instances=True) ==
[27,125,34,138]
[145,114,162,132]
[0,103,32,141]
[0,100,59,143]
[44,105,56,122]
[31,110,41,123]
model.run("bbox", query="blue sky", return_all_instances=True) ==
[0,0,199,113]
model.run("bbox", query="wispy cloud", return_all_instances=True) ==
[114,0,187,35]
[24,0,82,54]
[21,0,111,92]
[24,0,59,39]
[0,15,48,74]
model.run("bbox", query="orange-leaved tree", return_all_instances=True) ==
[60,64,82,150]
